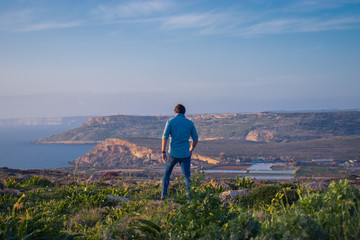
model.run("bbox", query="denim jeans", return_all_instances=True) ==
[161,155,191,200]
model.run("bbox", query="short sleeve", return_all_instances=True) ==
[191,123,198,141]
[162,120,171,139]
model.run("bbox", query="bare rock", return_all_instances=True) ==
[220,189,249,203]
[0,188,21,197]
[75,138,157,168]
[245,129,274,142]
[104,180,122,186]
[108,195,130,202]
[305,181,329,191]
[101,171,119,179]
[210,179,232,191]
[86,175,98,183]
[53,180,69,185]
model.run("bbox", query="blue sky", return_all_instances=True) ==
[1,0,359,118]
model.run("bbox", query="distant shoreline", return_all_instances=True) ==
[33,140,101,144]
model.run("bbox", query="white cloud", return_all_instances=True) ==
[234,16,360,37]
[19,21,83,32]
[162,13,223,30]
[93,0,172,19]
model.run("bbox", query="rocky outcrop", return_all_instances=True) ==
[192,154,219,164]
[210,179,232,191]
[75,138,161,168]
[220,189,249,204]
[245,129,274,142]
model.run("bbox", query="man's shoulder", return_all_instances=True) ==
[167,115,195,126]
[166,116,176,123]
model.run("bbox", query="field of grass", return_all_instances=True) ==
[1,172,360,239]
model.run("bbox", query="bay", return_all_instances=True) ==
[0,125,94,169]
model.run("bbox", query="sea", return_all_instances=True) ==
[0,125,95,169]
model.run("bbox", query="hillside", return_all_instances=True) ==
[74,138,219,168]
[34,111,360,143]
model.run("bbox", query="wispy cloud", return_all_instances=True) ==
[288,0,360,12]
[162,12,225,30]
[0,9,34,31]
[233,16,360,37]
[1,0,360,36]
[20,21,83,32]
[93,0,172,19]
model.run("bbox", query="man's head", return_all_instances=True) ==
[174,104,186,114]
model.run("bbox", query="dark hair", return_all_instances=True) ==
[174,104,186,114]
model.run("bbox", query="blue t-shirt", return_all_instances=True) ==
[162,113,198,158]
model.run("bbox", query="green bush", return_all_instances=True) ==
[235,176,256,190]
[167,185,233,239]
[224,211,261,240]
[240,185,282,208]
[259,208,325,240]
[3,177,21,189]
[296,179,360,239]
[23,176,54,188]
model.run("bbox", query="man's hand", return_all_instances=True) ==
[189,141,198,155]
[161,138,168,163]
[162,152,167,163]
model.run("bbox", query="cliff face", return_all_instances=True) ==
[75,138,160,168]
[245,129,274,142]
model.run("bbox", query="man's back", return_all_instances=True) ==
[162,113,198,158]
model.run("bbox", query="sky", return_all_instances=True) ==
[0,0,360,118]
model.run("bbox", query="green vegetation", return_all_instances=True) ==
[1,174,359,239]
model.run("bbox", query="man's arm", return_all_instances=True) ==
[190,123,198,154]
[190,140,198,154]
[161,138,168,163]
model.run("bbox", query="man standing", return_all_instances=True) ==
[161,104,198,200]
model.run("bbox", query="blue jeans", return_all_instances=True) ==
[161,155,191,199]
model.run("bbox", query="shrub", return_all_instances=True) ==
[167,185,233,239]
[224,211,261,240]
[23,176,54,188]
[281,188,299,206]
[235,176,256,190]
[259,208,325,240]
[240,185,281,208]
[296,179,360,239]
[3,177,21,189]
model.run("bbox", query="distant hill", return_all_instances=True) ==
[34,111,360,143]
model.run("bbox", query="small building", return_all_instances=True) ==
[251,158,264,164]
[312,159,334,165]
[312,158,334,162]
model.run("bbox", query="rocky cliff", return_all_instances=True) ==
[75,139,158,168]
[245,129,275,142]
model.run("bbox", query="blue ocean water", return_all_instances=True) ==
[0,125,95,169]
